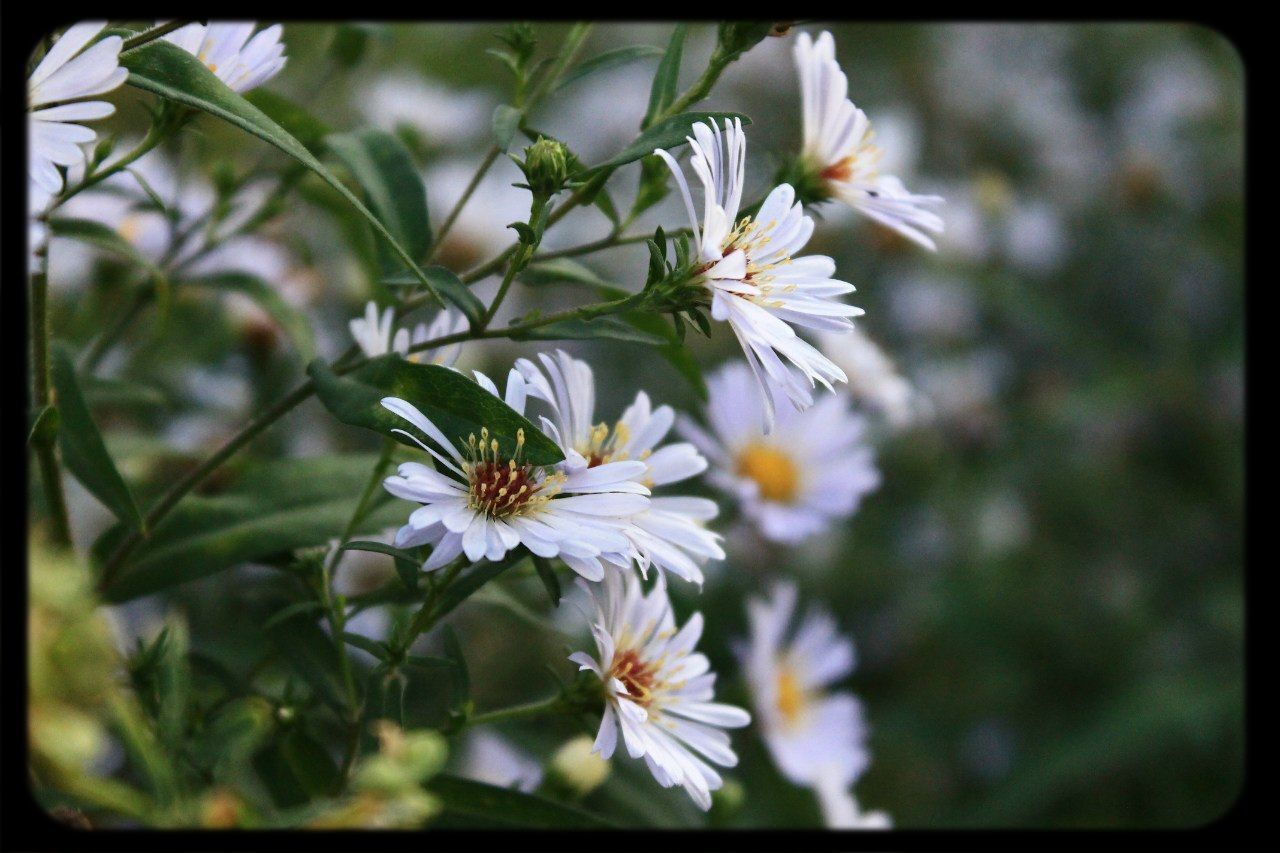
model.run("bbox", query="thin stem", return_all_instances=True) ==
[533,227,691,263]
[120,20,194,54]
[80,280,154,372]
[29,268,72,548]
[479,244,532,329]
[426,145,500,263]
[466,693,565,729]
[54,124,170,210]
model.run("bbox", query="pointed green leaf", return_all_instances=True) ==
[327,128,432,269]
[308,356,563,466]
[492,104,522,151]
[556,44,664,93]
[384,267,485,327]
[531,556,561,607]
[244,89,330,154]
[643,25,688,129]
[50,343,145,532]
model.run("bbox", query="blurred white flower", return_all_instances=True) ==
[515,350,723,585]
[459,731,543,792]
[738,583,869,788]
[164,22,286,93]
[28,21,127,194]
[793,31,944,250]
[815,325,926,430]
[356,75,493,148]
[1003,200,1068,275]
[655,118,861,429]
[29,181,54,272]
[813,769,893,829]
[380,366,649,578]
[350,301,469,365]
[679,362,879,545]
[569,570,750,810]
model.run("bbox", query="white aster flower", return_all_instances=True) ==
[29,181,54,272]
[164,21,286,93]
[678,362,879,545]
[655,119,861,429]
[815,325,926,430]
[794,30,944,250]
[813,769,893,829]
[381,368,649,579]
[569,570,750,810]
[349,302,469,365]
[28,21,127,194]
[514,350,724,585]
[459,731,543,793]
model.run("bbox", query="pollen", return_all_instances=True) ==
[736,443,801,503]
[611,648,658,707]
[464,427,555,518]
[775,665,807,726]
[582,421,631,468]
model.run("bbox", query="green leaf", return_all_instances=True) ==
[308,356,564,467]
[79,376,168,410]
[48,217,160,274]
[243,89,330,154]
[384,267,485,327]
[50,343,145,532]
[28,405,59,447]
[441,625,469,707]
[185,271,316,360]
[492,104,522,151]
[509,316,667,346]
[531,556,561,607]
[327,128,432,269]
[264,607,348,711]
[343,631,391,661]
[118,38,442,307]
[190,696,275,779]
[592,111,752,171]
[262,600,326,633]
[643,24,688,129]
[431,552,529,627]
[429,775,614,829]
[341,539,420,591]
[96,453,408,602]
[556,44,665,93]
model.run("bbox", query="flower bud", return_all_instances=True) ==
[521,137,570,199]
[548,735,610,797]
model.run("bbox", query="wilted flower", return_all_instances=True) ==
[569,570,750,810]
[655,118,862,429]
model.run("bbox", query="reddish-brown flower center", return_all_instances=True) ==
[610,649,657,707]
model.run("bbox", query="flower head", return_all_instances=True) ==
[679,362,879,545]
[569,570,750,810]
[515,350,724,585]
[655,119,862,430]
[381,367,649,579]
[815,325,927,430]
[28,22,127,194]
[794,30,943,250]
[738,583,868,789]
[164,22,286,93]
[349,302,468,366]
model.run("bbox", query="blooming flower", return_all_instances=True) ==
[164,22,286,93]
[514,350,724,585]
[678,362,880,544]
[349,302,468,365]
[381,367,649,579]
[28,21,127,194]
[655,119,861,429]
[815,325,926,430]
[794,30,944,250]
[738,583,889,828]
[569,570,750,810]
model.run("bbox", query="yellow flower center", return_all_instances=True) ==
[736,444,800,503]
[775,666,807,726]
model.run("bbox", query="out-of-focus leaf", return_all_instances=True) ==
[492,104,522,151]
[264,608,348,711]
[50,343,145,532]
[556,44,665,93]
[28,405,59,447]
[118,38,439,305]
[79,376,168,410]
[327,128,432,269]
[308,356,563,466]
[342,631,391,661]
[185,271,316,360]
[244,89,330,154]
[429,775,614,828]
[341,539,421,591]
[96,454,407,602]
[190,696,275,779]
[48,217,160,274]
[441,625,469,708]
[592,111,751,171]
[384,267,485,326]
[430,551,529,627]
[643,25,688,128]
[531,556,561,606]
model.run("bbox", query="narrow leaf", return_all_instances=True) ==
[327,128,432,268]
[556,44,664,93]
[492,104,522,151]
[384,267,485,327]
[509,316,667,346]
[643,25,688,129]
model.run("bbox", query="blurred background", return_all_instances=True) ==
[35,22,1244,828]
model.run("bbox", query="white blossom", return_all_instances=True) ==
[164,22,286,93]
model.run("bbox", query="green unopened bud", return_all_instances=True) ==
[521,137,570,199]
[548,735,610,797]
[715,23,774,63]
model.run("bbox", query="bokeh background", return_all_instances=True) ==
[34,22,1244,828]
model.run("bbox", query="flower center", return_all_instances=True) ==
[775,665,808,726]
[610,648,658,707]
[464,427,557,518]
[736,443,800,503]
[581,421,632,468]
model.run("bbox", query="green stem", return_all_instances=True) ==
[426,145,500,264]
[80,280,154,372]
[120,20,194,54]
[54,124,170,210]
[466,693,566,729]
[29,268,72,549]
